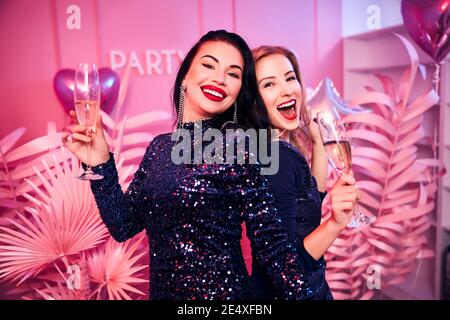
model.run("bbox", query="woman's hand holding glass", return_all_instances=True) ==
[61,110,110,168]
[61,63,111,179]
[317,108,372,228]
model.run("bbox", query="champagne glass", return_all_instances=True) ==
[74,63,103,180]
[316,108,372,228]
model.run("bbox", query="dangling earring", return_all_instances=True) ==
[177,85,186,129]
[221,101,238,130]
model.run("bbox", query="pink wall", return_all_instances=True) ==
[0,0,342,144]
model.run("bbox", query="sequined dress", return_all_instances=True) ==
[250,140,333,300]
[87,119,316,300]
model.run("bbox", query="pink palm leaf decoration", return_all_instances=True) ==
[87,235,148,300]
[324,34,444,300]
[0,123,67,230]
[27,254,91,300]
[0,112,170,298]
[0,127,26,211]
[0,65,170,298]
[0,147,110,284]
[27,282,80,300]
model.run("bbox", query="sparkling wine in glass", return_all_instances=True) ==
[317,109,372,228]
[323,140,352,175]
[74,63,103,180]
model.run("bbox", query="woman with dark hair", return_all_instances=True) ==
[249,46,359,300]
[172,31,270,132]
[62,30,320,300]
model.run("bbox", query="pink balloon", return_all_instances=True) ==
[53,67,120,114]
[401,0,450,63]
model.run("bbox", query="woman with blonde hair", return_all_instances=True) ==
[250,46,359,299]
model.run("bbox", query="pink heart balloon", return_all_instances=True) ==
[53,67,120,114]
[401,0,450,63]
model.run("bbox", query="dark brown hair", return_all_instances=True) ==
[173,30,269,130]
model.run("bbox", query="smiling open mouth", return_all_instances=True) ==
[201,85,227,102]
[277,99,297,120]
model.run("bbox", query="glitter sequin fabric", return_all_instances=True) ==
[88,119,315,300]
[251,140,333,300]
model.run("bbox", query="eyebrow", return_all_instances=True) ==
[258,70,295,85]
[201,55,243,72]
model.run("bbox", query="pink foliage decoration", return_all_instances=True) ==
[88,236,148,300]
[28,254,91,300]
[323,34,445,299]
[0,65,172,299]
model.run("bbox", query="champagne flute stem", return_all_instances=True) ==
[87,130,92,171]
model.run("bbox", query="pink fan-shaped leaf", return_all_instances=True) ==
[0,202,108,285]
[87,236,148,300]
[0,148,110,285]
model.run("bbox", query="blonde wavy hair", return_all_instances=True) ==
[252,45,313,160]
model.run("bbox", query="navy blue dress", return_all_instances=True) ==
[86,119,318,300]
[250,140,333,300]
